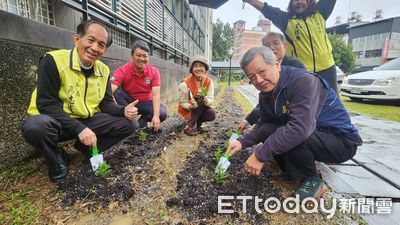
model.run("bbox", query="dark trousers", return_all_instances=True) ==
[21,113,137,167]
[114,88,167,123]
[257,122,358,180]
[187,97,216,128]
[316,65,338,93]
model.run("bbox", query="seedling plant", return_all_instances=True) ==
[226,128,240,137]
[212,168,228,184]
[213,147,224,163]
[95,162,112,177]
[139,130,148,142]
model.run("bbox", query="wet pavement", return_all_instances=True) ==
[236,84,400,224]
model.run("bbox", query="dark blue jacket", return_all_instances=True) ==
[239,66,362,162]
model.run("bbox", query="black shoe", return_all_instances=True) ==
[58,147,70,166]
[48,163,69,181]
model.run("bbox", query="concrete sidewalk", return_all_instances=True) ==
[236,84,400,224]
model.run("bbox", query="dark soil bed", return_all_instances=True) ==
[56,87,280,222]
[57,116,186,209]
[167,87,280,223]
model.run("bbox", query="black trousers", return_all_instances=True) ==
[21,113,137,167]
[187,97,216,128]
[257,122,358,180]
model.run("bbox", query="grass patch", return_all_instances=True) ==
[234,89,254,114]
[217,81,240,87]
[0,162,52,225]
[340,95,400,122]
[0,189,41,225]
[0,163,39,183]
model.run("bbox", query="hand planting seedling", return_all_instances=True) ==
[213,147,224,163]
[95,162,112,177]
[215,133,239,173]
[212,168,228,184]
[139,130,148,142]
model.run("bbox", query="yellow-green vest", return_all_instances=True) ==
[285,12,334,72]
[27,48,110,119]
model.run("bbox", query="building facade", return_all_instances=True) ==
[349,16,400,69]
[232,16,271,62]
[0,0,213,64]
[328,16,400,70]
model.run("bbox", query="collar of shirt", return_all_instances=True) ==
[132,63,149,78]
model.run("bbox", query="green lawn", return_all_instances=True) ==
[340,95,400,122]
[217,81,240,87]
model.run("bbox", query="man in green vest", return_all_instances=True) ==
[243,0,338,92]
[22,20,139,181]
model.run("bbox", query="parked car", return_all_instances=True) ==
[336,66,345,84]
[340,57,400,101]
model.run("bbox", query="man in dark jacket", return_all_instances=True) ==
[22,20,139,181]
[226,46,362,200]
[237,32,304,132]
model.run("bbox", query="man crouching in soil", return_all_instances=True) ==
[226,46,362,200]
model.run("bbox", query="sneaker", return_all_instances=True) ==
[296,177,325,201]
[184,125,198,136]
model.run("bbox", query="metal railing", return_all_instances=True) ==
[63,0,206,64]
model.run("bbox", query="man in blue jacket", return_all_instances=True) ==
[226,46,362,200]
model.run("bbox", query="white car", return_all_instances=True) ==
[336,66,345,84]
[340,57,400,101]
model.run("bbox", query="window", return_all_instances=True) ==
[354,51,363,59]
[37,0,54,25]
[109,27,127,47]
[0,0,54,25]
[365,49,382,58]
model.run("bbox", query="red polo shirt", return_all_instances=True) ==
[111,62,160,102]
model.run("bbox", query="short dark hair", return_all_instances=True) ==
[131,40,150,54]
[76,20,113,48]
[287,0,317,16]
[261,32,286,46]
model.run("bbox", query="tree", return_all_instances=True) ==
[328,33,355,73]
[212,19,234,61]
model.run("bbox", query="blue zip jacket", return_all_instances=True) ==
[238,66,362,162]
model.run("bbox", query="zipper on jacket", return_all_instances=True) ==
[274,88,284,115]
[303,19,316,73]
[84,76,91,118]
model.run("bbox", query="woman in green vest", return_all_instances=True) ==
[243,0,338,92]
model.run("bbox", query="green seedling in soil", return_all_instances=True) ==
[212,168,228,184]
[159,210,169,219]
[139,130,148,142]
[95,162,112,177]
[213,147,225,163]
[226,128,241,138]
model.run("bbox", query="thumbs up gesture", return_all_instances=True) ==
[124,100,139,120]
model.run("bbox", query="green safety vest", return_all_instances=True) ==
[285,12,335,72]
[28,48,110,119]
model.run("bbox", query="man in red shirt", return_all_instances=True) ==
[111,40,167,131]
